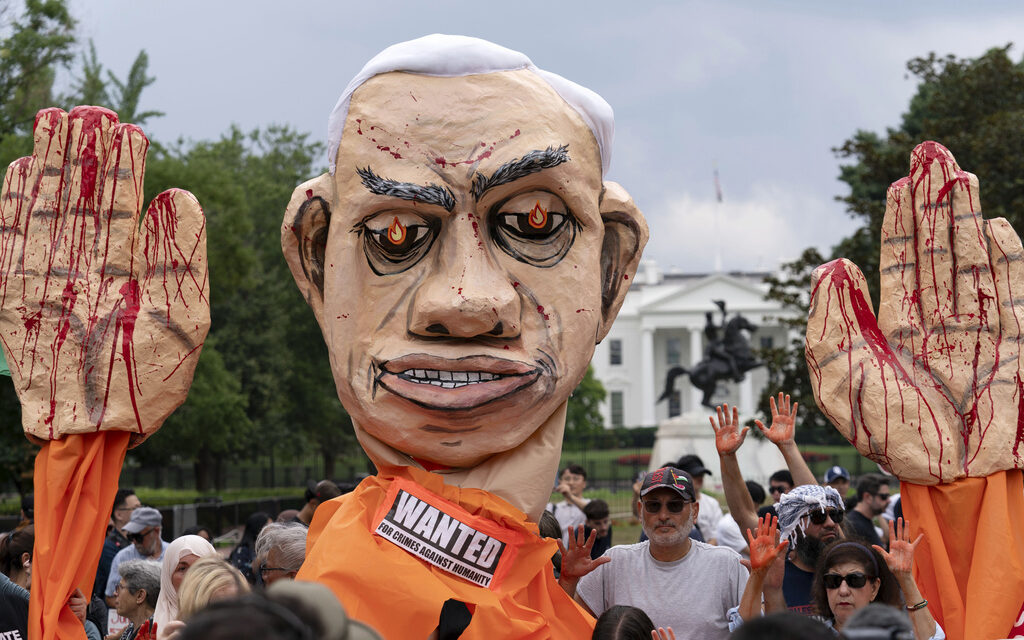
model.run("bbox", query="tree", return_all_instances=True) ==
[566,365,607,436]
[760,45,1024,445]
[0,0,76,168]
[0,0,75,494]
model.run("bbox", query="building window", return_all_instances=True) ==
[666,338,681,366]
[760,336,774,349]
[609,339,622,365]
[668,390,681,418]
[610,391,624,427]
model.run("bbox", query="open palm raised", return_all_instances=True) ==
[806,142,1024,484]
[0,107,208,444]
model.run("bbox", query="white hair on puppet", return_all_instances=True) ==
[326,34,614,176]
[776,484,845,545]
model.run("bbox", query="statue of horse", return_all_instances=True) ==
[658,314,763,409]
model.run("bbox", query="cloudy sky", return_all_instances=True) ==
[65,0,1024,274]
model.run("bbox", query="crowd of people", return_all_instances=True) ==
[0,393,941,639]
[545,393,941,640]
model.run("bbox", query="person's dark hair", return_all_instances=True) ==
[729,611,833,639]
[757,505,777,520]
[178,594,316,640]
[769,470,793,487]
[305,480,341,503]
[855,474,887,501]
[19,494,33,521]
[843,603,915,640]
[182,525,213,540]
[811,540,902,622]
[111,488,136,517]
[562,464,587,479]
[538,510,561,540]
[240,512,272,547]
[584,499,609,521]
[0,526,34,578]
[745,480,766,505]
[591,605,655,640]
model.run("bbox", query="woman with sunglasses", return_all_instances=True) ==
[812,518,942,639]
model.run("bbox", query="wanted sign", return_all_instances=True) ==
[375,487,510,588]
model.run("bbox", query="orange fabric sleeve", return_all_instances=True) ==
[29,431,130,640]
[901,470,1024,640]
[300,466,595,639]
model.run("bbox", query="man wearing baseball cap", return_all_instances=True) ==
[105,507,168,606]
[563,467,747,639]
[823,466,851,498]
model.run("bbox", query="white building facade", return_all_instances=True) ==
[591,261,797,429]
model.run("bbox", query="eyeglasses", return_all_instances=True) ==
[769,485,787,494]
[259,564,299,577]
[808,508,844,525]
[824,572,870,590]
[641,499,689,514]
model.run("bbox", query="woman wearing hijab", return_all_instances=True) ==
[153,535,216,639]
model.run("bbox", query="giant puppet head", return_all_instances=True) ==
[282,35,647,518]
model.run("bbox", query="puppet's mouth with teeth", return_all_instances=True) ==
[377,355,541,410]
[397,369,504,388]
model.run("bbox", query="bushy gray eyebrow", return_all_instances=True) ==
[356,166,456,211]
[471,145,570,201]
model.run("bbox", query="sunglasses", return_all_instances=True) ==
[874,493,890,501]
[808,508,844,525]
[127,529,152,544]
[642,499,689,514]
[824,572,871,590]
[769,485,788,494]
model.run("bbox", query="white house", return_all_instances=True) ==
[591,260,797,429]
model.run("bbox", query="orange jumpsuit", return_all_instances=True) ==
[298,465,595,639]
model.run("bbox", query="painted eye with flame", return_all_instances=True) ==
[359,211,439,275]
[491,192,576,268]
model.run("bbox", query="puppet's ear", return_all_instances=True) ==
[596,181,648,342]
[281,173,335,327]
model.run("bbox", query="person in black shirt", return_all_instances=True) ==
[582,500,613,560]
[845,474,889,550]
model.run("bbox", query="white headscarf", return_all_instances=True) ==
[152,534,217,633]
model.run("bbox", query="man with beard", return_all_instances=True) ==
[565,467,747,639]
[775,484,846,616]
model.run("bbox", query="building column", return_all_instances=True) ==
[689,327,703,413]
[641,328,656,428]
[740,374,753,416]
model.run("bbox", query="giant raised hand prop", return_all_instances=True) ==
[806,141,1024,640]
[282,35,646,638]
[0,107,209,442]
[0,107,208,640]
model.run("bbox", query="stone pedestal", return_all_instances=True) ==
[649,411,787,493]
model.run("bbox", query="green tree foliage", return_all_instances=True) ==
[0,0,75,168]
[761,45,1024,445]
[65,40,164,125]
[0,0,76,492]
[566,365,608,436]
[135,126,358,489]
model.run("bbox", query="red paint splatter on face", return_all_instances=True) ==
[510,129,521,139]
[512,282,520,288]
[537,305,550,320]
[503,345,510,350]
[623,274,629,280]
[356,119,363,135]
[305,189,313,200]
[376,145,402,160]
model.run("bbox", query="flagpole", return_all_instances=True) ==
[713,163,723,273]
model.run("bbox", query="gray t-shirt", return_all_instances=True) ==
[577,540,747,640]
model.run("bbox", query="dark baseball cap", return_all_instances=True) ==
[640,467,696,502]
[824,466,851,483]
[676,454,711,477]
